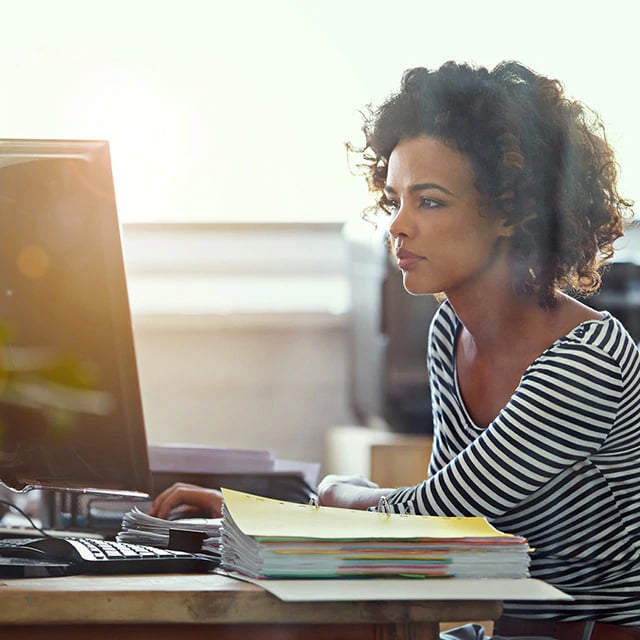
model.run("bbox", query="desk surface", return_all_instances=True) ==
[0,572,503,640]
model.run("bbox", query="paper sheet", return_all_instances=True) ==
[217,570,572,602]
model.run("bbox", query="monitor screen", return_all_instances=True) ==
[0,139,152,497]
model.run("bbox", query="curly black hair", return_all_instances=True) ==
[351,61,634,306]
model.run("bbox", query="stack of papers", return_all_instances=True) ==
[220,488,530,579]
[147,444,321,488]
[117,507,222,555]
[147,444,276,475]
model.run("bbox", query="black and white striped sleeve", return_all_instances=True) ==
[384,340,622,517]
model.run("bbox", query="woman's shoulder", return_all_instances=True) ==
[569,309,633,346]
[531,295,636,359]
[536,309,639,375]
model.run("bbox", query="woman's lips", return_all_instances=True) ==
[396,249,424,270]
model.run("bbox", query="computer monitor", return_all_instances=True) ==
[0,139,152,499]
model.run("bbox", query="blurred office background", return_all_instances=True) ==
[2,0,639,476]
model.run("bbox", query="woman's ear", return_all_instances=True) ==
[498,218,515,238]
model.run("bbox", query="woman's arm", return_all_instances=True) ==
[317,474,392,510]
[385,340,622,517]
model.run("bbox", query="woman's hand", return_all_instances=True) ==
[149,482,223,519]
[317,474,388,510]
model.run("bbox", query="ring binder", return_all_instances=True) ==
[219,488,532,580]
[376,495,391,515]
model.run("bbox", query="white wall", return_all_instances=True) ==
[133,315,354,472]
[123,222,368,473]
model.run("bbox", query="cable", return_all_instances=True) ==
[0,498,53,537]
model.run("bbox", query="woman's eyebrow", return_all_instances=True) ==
[384,182,455,196]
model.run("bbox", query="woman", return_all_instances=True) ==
[318,61,640,638]
[152,60,639,638]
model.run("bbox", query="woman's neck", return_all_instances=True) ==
[447,288,540,354]
[448,289,602,360]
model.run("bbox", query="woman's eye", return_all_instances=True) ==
[420,198,441,209]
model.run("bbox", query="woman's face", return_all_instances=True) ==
[386,136,512,297]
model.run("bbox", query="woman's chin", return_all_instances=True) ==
[401,275,437,296]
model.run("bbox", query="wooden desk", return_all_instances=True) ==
[0,572,503,640]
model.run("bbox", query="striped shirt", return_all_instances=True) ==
[385,299,640,624]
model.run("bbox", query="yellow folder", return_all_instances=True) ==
[221,488,516,540]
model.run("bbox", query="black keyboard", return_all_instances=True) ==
[0,536,219,575]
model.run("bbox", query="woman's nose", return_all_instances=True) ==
[388,206,410,239]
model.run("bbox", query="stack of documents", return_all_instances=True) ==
[117,507,222,555]
[220,488,530,579]
[147,444,277,475]
[147,444,321,488]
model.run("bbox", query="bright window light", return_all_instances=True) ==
[1,0,637,223]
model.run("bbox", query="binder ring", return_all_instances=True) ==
[377,495,391,515]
